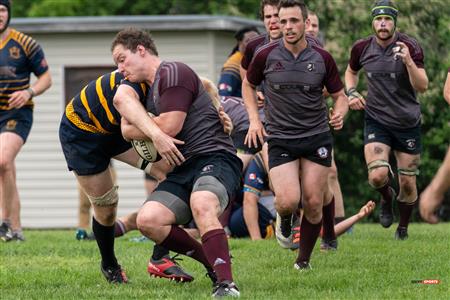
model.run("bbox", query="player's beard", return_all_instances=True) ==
[285,31,304,45]
[374,26,395,41]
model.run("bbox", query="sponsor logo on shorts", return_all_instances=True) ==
[249,173,256,180]
[202,164,214,173]
[6,120,17,130]
[406,139,416,150]
[317,147,328,159]
[368,133,375,140]
[307,62,315,72]
[280,153,289,158]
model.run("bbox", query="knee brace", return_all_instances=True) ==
[397,196,418,204]
[398,168,420,176]
[88,186,119,207]
[367,159,393,177]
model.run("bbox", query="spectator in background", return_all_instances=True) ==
[218,26,259,97]
[0,0,52,242]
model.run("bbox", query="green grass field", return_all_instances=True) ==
[1,223,448,299]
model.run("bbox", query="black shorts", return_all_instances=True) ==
[232,130,262,155]
[364,115,422,155]
[59,115,131,175]
[148,150,242,224]
[268,131,333,169]
[0,107,33,142]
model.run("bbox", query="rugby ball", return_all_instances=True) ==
[131,112,159,162]
[132,139,159,162]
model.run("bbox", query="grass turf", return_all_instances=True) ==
[1,223,448,299]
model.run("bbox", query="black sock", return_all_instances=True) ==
[152,244,170,261]
[92,217,118,269]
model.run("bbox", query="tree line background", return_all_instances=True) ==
[12,0,450,221]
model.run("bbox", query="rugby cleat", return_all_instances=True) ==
[379,188,395,228]
[147,254,194,283]
[275,213,299,249]
[394,226,408,240]
[75,229,95,241]
[320,238,338,252]
[212,280,240,298]
[294,261,312,271]
[0,222,12,242]
[101,264,128,284]
[3,231,25,242]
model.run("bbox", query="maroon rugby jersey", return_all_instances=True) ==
[149,61,235,159]
[220,96,265,134]
[241,33,323,70]
[349,32,425,129]
[247,39,343,139]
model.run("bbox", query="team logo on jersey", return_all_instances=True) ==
[249,173,256,180]
[307,63,315,72]
[9,47,21,59]
[202,164,214,173]
[6,120,17,130]
[317,147,328,159]
[368,133,375,140]
[406,139,416,150]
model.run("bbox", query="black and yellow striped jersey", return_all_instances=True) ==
[0,29,49,111]
[65,71,149,134]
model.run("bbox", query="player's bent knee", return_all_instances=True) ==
[192,176,229,215]
[367,160,391,188]
[368,159,392,175]
[88,185,119,207]
[136,210,157,234]
[275,200,297,215]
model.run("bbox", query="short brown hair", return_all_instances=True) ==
[278,0,308,21]
[111,27,158,56]
[259,0,280,20]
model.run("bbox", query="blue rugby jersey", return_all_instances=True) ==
[65,71,149,134]
[0,29,48,111]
